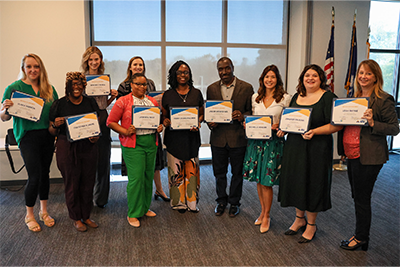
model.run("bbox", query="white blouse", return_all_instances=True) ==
[252,93,292,124]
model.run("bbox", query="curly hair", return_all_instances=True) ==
[80,46,105,74]
[296,64,327,97]
[255,65,286,104]
[123,56,146,83]
[355,59,384,98]
[65,72,87,98]
[20,53,54,102]
[167,60,194,89]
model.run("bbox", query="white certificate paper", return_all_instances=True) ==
[85,75,111,96]
[66,112,101,142]
[7,91,44,122]
[331,98,369,126]
[245,115,272,140]
[132,106,160,129]
[279,107,312,134]
[204,100,233,123]
[170,107,198,130]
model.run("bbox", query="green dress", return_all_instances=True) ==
[278,91,336,212]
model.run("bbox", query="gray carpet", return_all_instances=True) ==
[0,154,399,266]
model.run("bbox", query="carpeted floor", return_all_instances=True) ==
[0,154,399,266]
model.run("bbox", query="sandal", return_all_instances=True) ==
[39,211,55,227]
[25,216,41,232]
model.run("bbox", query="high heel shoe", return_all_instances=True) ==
[154,191,170,202]
[298,223,317,243]
[340,236,369,251]
[284,215,307,235]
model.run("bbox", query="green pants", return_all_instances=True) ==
[122,134,157,218]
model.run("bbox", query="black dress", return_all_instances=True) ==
[278,91,337,212]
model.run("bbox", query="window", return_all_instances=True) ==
[369,0,400,151]
[91,0,289,147]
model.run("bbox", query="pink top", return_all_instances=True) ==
[343,125,362,159]
[107,93,159,148]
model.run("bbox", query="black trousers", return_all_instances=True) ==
[93,110,111,207]
[211,144,246,206]
[19,129,55,207]
[347,158,383,242]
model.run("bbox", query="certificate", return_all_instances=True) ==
[65,112,101,142]
[204,100,233,123]
[170,107,198,130]
[279,107,312,134]
[85,74,111,96]
[7,91,44,122]
[148,91,165,107]
[245,115,272,140]
[132,106,160,129]
[331,98,369,126]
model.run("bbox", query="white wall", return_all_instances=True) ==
[0,0,87,137]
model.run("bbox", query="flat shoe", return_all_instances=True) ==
[254,218,262,226]
[127,216,140,228]
[25,216,41,232]
[298,223,317,243]
[83,219,98,228]
[74,221,87,232]
[39,211,55,227]
[145,210,156,217]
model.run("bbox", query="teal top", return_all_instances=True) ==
[2,80,58,146]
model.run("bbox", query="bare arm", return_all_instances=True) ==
[0,100,13,122]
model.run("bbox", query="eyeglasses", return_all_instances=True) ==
[72,82,83,87]
[133,82,147,87]
[176,71,189,76]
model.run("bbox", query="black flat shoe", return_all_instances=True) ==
[340,236,368,251]
[298,223,317,243]
[154,191,170,202]
[177,209,187,214]
[284,215,307,235]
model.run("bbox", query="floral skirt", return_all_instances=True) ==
[242,136,284,186]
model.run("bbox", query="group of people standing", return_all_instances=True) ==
[1,47,398,251]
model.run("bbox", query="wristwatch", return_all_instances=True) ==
[51,123,58,129]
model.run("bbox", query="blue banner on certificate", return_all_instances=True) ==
[66,112,101,142]
[170,107,198,130]
[245,115,272,139]
[132,106,160,129]
[204,100,233,123]
[331,98,369,126]
[7,91,44,122]
[85,74,111,96]
[279,107,312,134]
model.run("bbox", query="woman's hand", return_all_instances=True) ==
[54,117,65,128]
[163,118,171,127]
[157,124,164,133]
[207,122,217,130]
[362,108,374,127]
[1,99,13,110]
[302,129,315,140]
[232,110,244,122]
[88,136,99,143]
[276,130,286,138]
[125,125,136,136]
[271,123,279,131]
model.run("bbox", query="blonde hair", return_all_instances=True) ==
[355,59,384,98]
[80,46,105,74]
[123,56,145,83]
[20,53,53,102]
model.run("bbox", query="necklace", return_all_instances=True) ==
[178,93,188,102]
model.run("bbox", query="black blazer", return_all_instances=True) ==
[206,78,254,148]
[338,91,399,165]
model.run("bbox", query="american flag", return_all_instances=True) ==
[324,25,335,92]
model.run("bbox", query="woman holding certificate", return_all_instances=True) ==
[49,72,101,232]
[161,60,204,213]
[117,56,169,202]
[107,73,163,228]
[1,54,58,232]
[81,46,118,209]
[242,65,291,233]
[338,60,399,251]
[277,64,342,243]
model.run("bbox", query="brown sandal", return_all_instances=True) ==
[25,216,41,232]
[39,211,55,227]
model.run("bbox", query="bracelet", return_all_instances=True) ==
[51,123,58,129]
